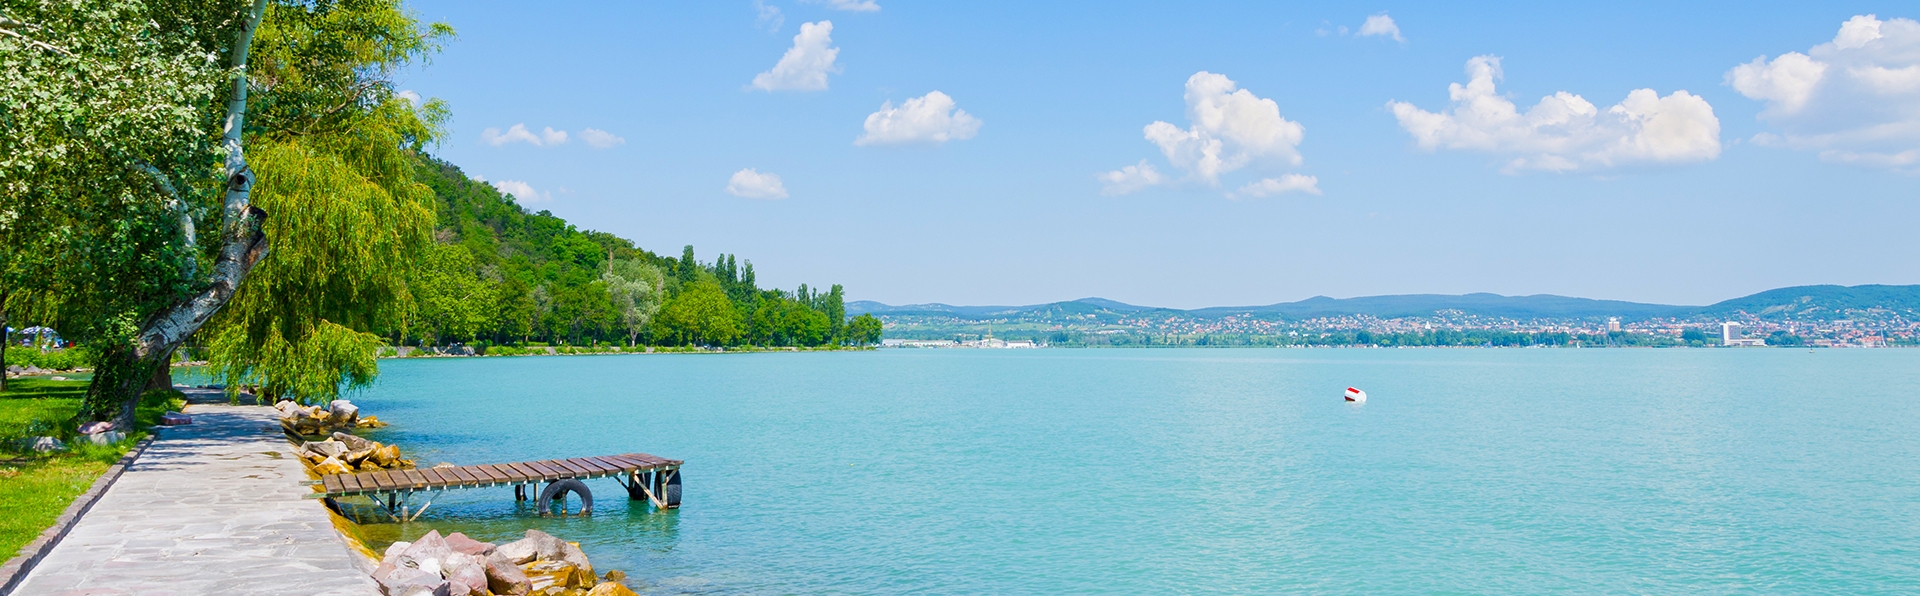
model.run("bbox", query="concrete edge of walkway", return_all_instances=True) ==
[0,435,156,596]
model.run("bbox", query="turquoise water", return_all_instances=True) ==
[350,349,1920,593]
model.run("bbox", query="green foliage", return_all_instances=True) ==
[413,243,496,343]
[203,0,445,403]
[846,314,883,345]
[408,158,870,349]
[603,258,666,345]
[654,280,740,346]
[3,347,94,371]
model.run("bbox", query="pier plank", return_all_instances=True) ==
[317,452,681,499]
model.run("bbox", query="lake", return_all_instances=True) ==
[347,348,1920,593]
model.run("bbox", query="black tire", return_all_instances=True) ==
[664,470,682,508]
[537,479,593,516]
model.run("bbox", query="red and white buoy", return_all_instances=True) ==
[1344,387,1367,403]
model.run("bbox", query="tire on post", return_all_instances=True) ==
[537,479,593,516]
[663,470,682,508]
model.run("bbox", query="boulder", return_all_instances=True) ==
[521,560,582,592]
[370,444,403,467]
[374,566,443,596]
[82,431,126,445]
[332,431,377,451]
[398,530,453,577]
[5,365,20,374]
[586,581,639,596]
[444,532,496,556]
[328,399,359,423]
[77,421,114,435]
[313,456,351,475]
[357,415,387,428]
[603,570,625,583]
[373,541,413,580]
[29,436,64,452]
[559,542,595,585]
[159,412,192,426]
[493,536,541,566]
[303,439,348,459]
[443,552,490,596]
[484,556,532,596]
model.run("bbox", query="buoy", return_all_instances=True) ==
[1344,387,1367,403]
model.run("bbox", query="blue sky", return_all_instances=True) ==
[397,1,1919,308]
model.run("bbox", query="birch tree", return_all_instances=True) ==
[3,0,447,423]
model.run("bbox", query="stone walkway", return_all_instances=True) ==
[13,405,378,596]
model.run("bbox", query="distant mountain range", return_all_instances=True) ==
[848,284,1920,322]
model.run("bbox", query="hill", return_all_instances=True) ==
[852,285,1920,324]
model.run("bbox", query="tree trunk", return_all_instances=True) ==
[0,292,9,393]
[78,0,270,429]
[145,347,175,392]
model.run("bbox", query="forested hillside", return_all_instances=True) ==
[402,156,880,348]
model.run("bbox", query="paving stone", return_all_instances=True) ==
[13,405,379,595]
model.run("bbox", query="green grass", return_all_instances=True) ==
[0,378,179,560]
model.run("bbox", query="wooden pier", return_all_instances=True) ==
[312,452,681,521]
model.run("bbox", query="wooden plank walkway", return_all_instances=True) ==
[316,452,680,498]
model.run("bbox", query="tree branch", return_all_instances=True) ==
[0,16,72,56]
[133,0,269,357]
[131,163,197,279]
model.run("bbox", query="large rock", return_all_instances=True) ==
[332,431,377,451]
[373,541,413,581]
[313,456,351,475]
[77,421,114,435]
[370,444,403,467]
[493,536,541,565]
[586,581,639,596]
[29,436,64,452]
[484,556,532,596]
[303,439,347,459]
[82,431,127,446]
[398,530,453,577]
[443,552,490,596]
[328,399,359,423]
[444,532,496,556]
[560,542,595,586]
[375,566,444,596]
[521,559,585,593]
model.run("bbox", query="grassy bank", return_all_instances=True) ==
[0,378,177,560]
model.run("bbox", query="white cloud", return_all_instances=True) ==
[481,124,569,147]
[752,21,840,92]
[1726,14,1920,170]
[1389,56,1721,173]
[1142,71,1306,183]
[491,180,551,203]
[396,90,422,105]
[726,168,789,199]
[754,0,784,31]
[1230,174,1322,198]
[1358,13,1404,43]
[1097,160,1167,196]
[806,0,879,12]
[579,128,626,149]
[855,91,982,146]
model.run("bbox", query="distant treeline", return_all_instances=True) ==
[399,157,881,348]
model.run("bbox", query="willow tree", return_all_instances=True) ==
[202,1,447,403]
[3,0,447,425]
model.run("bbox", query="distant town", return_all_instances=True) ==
[857,285,1920,348]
